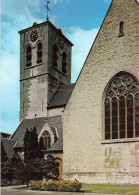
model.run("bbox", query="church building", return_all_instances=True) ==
[2,0,139,184]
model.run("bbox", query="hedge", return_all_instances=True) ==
[29,180,82,192]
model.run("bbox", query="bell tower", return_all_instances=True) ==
[19,21,73,121]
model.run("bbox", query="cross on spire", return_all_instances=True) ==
[45,0,50,21]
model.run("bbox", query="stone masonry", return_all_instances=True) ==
[19,21,72,120]
[63,0,139,184]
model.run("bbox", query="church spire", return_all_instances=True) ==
[45,0,50,21]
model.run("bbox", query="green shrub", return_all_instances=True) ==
[29,179,82,192]
[29,180,41,190]
[47,181,58,191]
[58,180,82,192]
[41,181,48,191]
[58,183,70,192]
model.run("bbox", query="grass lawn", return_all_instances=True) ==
[82,184,139,194]
[1,179,23,187]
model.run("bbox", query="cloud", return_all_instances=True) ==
[104,0,111,4]
[1,0,43,133]
[64,27,99,82]
[1,0,99,133]
[53,0,69,4]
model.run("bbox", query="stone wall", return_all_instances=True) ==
[19,22,72,120]
[63,0,139,184]
[48,107,64,117]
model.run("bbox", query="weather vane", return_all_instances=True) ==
[45,0,50,21]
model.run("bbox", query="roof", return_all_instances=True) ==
[45,115,63,152]
[48,83,75,109]
[10,117,47,148]
[1,138,17,159]
[0,132,11,139]
[18,20,73,46]
[10,116,63,151]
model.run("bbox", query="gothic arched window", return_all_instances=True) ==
[62,52,67,74]
[26,45,32,67]
[42,131,51,150]
[119,21,124,36]
[104,73,139,140]
[53,44,58,67]
[37,42,42,64]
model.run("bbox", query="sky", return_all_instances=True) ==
[1,0,112,134]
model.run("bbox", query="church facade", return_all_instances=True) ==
[63,0,139,184]
[2,0,139,184]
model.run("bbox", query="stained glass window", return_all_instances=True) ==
[105,73,139,140]
[42,131,51,150]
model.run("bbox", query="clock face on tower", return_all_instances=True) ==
[30,29,38,42]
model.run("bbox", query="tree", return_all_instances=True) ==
[37,137,44,159]
[1,141,8,162]
[30,127,38,159]
[24,127,38,162]
[15,161,34,187]
[45,154,59,180]
[23,128,30,163]
[1,159,16,184]
[32,157,47,180]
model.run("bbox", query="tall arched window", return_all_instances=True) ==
[53,44,58,67]
[62,52,67,74]
[119,21,124,36]
[26,45,32,67]
[42,131,51,150]
[104,73,139,140]
[37,42,42,64]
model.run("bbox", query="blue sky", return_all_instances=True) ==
[1,0,112,134]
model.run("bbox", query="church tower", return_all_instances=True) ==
[19,20,73,121]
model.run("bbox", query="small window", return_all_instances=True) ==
[62,52,67,74]
[119,21,124,36]
[26,45,32,67]
[37,42,42,64]
[53,44,58,67]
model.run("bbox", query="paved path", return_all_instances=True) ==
[1,185,119,195]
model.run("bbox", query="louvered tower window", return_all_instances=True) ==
[53,44,58,67]
[26,45,32,67]
[37,42,42,64]
[62,52,67,74]
[104,73,139,140]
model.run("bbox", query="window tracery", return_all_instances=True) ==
[41,131,51,150]
[105,73,139,140]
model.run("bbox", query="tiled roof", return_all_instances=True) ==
[1,138,17,159]
[46,115,63,152]
[0,132,11,138]
[10,116,63,151]
[10,117,47,148]
[48,83,75,109]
